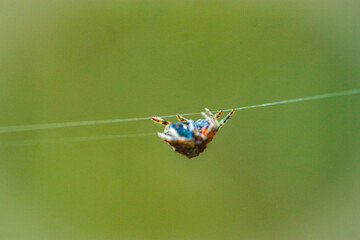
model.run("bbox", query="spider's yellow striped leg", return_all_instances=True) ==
[176,114,188,122]
[152,117,172,126]
[215,110,223,119]
[218,110,235,128]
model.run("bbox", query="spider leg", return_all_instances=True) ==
[176,114,188,122]
[188,120,195,132]
[201,111,216,126]
[204,108,219,124]
[215,110,223,119]
[152,117,172,126]
[158,133,194,143]
[167,127,182,137]
[201,111,217,137]
[218,110,235,128]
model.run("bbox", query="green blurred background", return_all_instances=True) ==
[1,0,360,239]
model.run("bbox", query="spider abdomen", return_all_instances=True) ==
[170,141,208,158]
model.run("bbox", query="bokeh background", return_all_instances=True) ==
[1,0,360,239]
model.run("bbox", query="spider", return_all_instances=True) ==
[152,108,235,158]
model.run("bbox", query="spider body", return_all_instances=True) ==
[152,108,235,158]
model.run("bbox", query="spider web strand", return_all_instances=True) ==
[0,88,359,134]
[1,133,156,147]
